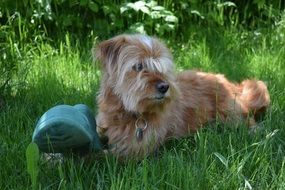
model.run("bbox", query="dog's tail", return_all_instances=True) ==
[240,80,270,121]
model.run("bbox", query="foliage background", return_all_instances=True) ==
[0,0,284,101]
[1,0,284,99]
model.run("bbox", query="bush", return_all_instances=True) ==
[1,0,284,39]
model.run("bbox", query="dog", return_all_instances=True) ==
[94,34,270,158]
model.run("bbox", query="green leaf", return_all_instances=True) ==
[140,6,150,15]
[152,6,165,11]
[150,11,162,19]
[123,3,135,12]
[129,22,146,34]
[214,152,228,168]
[190,10,205,19]
[89,1,98,13]
[146,0,157,8]
[165,15,178,23]
[133,1,146,12]
[122,1,149,14]
[26,142,39,190]
[120,6,129,14]
[80,0,88,6]
[222,1,236,7]
[224,2,236,7]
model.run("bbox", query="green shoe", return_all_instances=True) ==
[32,104,102,154]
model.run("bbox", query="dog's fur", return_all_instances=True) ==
[94,34,270,158]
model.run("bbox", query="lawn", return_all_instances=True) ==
[1,18,285,190]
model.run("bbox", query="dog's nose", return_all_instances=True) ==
[156,81,169,94]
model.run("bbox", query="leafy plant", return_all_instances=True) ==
[26,143,40,190]
[120,0,178,35]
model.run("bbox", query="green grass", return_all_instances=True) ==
[1,23,285,189]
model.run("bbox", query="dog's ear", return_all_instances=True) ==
[94,35,127,71]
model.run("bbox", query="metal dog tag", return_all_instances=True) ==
[136,128,143,142]
[135,117,148,142]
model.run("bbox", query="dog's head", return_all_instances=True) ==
[95,34,178,114]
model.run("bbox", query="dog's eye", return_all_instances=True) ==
[133,63,143,72]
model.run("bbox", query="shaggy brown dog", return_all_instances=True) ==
[94,34,270,158]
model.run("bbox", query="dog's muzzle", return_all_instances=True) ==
[155,81,169,94]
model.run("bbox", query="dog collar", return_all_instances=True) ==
[135,117,148,142]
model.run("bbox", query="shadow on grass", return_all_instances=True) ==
[205,28,253,81]
[175,27,254,82]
